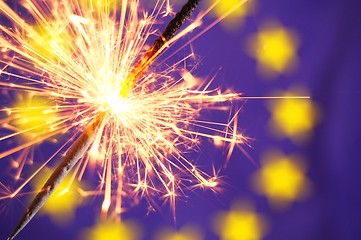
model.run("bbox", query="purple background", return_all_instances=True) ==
[1,0,361,239]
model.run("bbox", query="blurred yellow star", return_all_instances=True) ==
[208,0,252,30]
[156,225,203,240]
[32,167,81,224]
[268,87,317,143]
[80,0,121,13]
[252,150,310,209]
[247,21,298,78]
[214,201,266,240]
[82,219,141,240]
[11,94,59,141]
[30,23,71,63]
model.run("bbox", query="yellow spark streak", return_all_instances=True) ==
[0,0,249,225]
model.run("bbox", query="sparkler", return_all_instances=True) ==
[0,0,248,239]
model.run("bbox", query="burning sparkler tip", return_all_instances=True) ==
[1,0,250,238]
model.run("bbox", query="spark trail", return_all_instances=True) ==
[8,0,201,238]
[0,0,248,239]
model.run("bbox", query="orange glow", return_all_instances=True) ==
[0,0,249,220]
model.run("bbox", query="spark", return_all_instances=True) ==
[0,0,249,239]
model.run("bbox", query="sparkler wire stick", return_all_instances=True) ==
[8,113,107,240]
[8,0,201,239]
[120,0,200,96]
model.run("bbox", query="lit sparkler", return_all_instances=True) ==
[0,0,248,239]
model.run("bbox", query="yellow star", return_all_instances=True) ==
[214,201,266,240]
[82,219,141,240]
[80,0,121,13]
[32,167,82,224]
[156,225,203,240]
[247,21,298,78]
[252,150,310,209]
[268,87,317,143]
[207,0,252,30]
[29,23,72,63]
[11,94,59,141]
